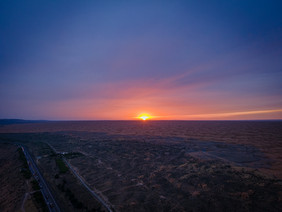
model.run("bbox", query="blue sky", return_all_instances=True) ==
[1,0,282,120]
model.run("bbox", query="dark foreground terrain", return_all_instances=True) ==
[0,143,48,212]
[0,121,282,211]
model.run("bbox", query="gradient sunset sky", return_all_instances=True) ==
[1,0,282,120]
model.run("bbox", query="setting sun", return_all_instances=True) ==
[137,113,151,120]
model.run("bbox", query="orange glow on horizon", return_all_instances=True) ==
[137,113,152,120]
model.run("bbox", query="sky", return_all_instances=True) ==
[1,0,282,120]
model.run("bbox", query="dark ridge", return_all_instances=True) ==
[0,119,49,125]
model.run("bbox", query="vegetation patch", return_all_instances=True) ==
[32,191,49,212]
[17,148,32,179]
[37,142,56,155]
[31,180,40,190]
[64,152,84,159]
[57,180,85,210]
[55,158,68,173]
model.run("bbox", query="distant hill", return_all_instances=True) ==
[0,119,48,125]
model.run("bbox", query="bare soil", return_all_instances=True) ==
[0,143,26,212]
[1,121,282,211]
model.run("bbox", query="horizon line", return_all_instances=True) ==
[1,118,282,122]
